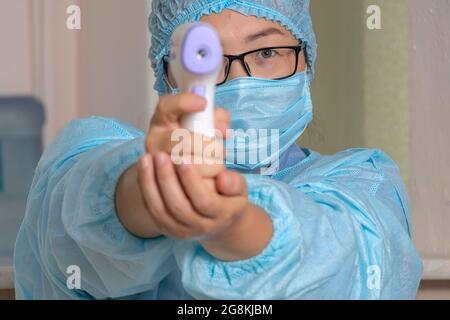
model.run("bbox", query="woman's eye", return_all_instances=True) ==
[259,49,277,59]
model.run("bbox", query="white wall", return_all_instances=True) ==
[307,0,410,182]
[409,0,450,280]
[79,0,156,132]
[0,0,34,95]
[35,0,82,146]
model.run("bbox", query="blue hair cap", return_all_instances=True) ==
[149,0,317,95]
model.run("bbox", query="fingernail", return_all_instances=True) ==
[155,153,167,167]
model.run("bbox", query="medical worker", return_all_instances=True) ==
[14,0,423,300]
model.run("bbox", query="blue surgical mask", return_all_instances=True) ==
[214,71,313,173]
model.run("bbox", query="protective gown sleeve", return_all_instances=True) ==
[173,149,423,299]
[24,117,176,299]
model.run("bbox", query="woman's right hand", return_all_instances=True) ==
[116,93,231,239]
[146,93,229,179]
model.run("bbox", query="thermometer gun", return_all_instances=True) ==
[168,22,223,137]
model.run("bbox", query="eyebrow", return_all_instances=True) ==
[244,27,287,43]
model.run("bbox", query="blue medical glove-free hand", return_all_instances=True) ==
[14,117,422,299]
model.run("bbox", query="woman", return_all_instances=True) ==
[14,0,422,300]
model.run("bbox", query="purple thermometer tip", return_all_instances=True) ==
[182,23,223,75]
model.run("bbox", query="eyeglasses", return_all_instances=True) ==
[163,41,305,88]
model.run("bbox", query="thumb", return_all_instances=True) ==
[215,170,247,197]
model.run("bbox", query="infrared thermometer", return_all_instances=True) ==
[168,22,223,137]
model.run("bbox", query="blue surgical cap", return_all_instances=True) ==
[148,0,317,95]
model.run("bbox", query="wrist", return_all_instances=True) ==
[200,203,273,261]
[205,202,254,243]
[115,163,162,239]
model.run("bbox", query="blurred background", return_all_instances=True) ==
[0,0,449,299]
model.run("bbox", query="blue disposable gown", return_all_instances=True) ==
[14,116,423,300]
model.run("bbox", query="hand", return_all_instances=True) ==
[137,152,248,242]
[146,93,230,179]
[116,93,232,239]
[136,151,273,261]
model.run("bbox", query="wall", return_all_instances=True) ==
[79,0,155,131]
[308,0,450,296]
[0,0,34,95]
[302,0,365,155]
[306,0,410,184]
[34,0,82,146]
[409,0,450,280]
[0,0,155,145]
[362,0,410,185]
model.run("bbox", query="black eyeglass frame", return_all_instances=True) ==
[163,40,305,87]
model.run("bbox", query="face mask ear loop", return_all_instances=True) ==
[163,70,177,94]
[162,55,178,94]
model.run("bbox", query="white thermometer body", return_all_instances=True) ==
[169,23,223,137]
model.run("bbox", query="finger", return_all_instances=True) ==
[146,126,177,156]
[204,178,217,192]
[176,161,224,218]
[137,154,166,230]
[177,162,248,232]
[174,155,224,179]
[192,162,225,179]
[170,132,224,165]
[214,108,231,138]
[152,93,207,126]
[154,152,210,230]
[215,170,247,197]
[215,108,230,127]
[138,154,190,238]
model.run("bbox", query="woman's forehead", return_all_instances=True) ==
[200,9,295,45]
